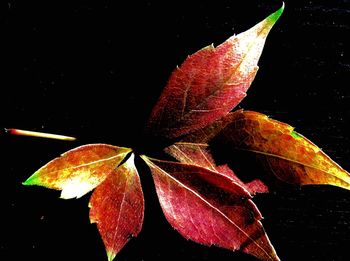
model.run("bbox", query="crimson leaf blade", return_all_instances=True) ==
[89,154,144,261]
[165,142,268,195]
[147,5,284,139]
[141,156,279,260]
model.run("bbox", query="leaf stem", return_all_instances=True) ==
[4,128,76,141]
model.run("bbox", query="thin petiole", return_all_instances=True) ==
[4,128,76,141]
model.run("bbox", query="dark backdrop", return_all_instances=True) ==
[1,1,349,260]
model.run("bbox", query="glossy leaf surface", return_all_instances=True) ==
[197,110,350,190]
[23,144,131,199]
[89,154,144,261]
[147,5,284,139]
[142,156,279,261]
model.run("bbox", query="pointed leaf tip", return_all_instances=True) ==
[144,158,279,260]
[22,172,39,186]
[147,5,284,139]
[267,3,284,24]
[107,250,116,261]
[202,110,350,191]
[22,144,132,199]
[89,153,144,261]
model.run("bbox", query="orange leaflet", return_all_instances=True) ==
[89,154,144,261]
[23,144,131,199]
[189,110,350,190]
[165,142,268,195]
[147,5,284,139]
[141,156,279,261]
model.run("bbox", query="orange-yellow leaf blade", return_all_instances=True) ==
[89,154,144,261]
[147,5,284,139]
[215,110,350,190]
[23,144,131,199]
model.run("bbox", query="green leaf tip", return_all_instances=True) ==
[22,172,39,186]
[267,3,285,24]
[107,250,116,261]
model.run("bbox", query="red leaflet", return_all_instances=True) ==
[165,142,268,195]
[89,154,144,261]
[192,110,350,190]
[23,144,131,199]
[141,156,279,261]
[147,6,284,139]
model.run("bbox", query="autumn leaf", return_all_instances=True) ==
[141,156,279,261]
[165,142,268,195]
[187,110,350,190]
[23,144,131,199]
[89,154,144,261]
[147,5,284,139]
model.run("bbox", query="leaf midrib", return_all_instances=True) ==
[168,24,266,131]
[39,153,128,175]
[239,148,350,183]
[151,161,275,260]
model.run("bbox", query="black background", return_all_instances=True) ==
[1,0,349,260]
